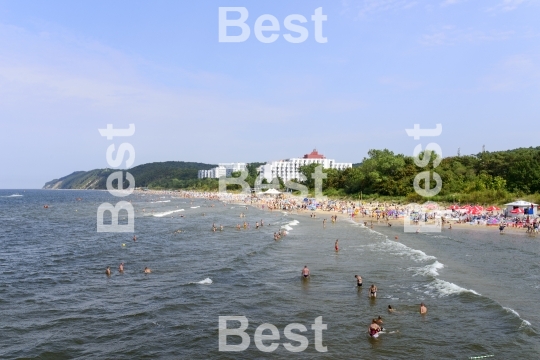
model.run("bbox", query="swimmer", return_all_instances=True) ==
[420,302,427,314]
[220,225,223,231]
[323,219,326,228]
[355,275,362,287]
[388,305,395,313]
[499,224,505,234]
[144,267,152,274]
[369,319,381,338]
[301,265,310,278]
[133,235,137,242]
[335,239,339,252]
[376,316,384,329]
[369,284,377,298]
[256,222,259,229]
[105,267,111,276]
[119,263,124,273]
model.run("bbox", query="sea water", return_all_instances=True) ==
[0,190,538,359]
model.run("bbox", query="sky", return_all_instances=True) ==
[0,0,539,188]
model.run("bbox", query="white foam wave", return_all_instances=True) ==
[152,200,170,203]
[368,240,436,263]
[192,277,212,285]
[289,220,299,226]
[425,279,480,297]
[2,194,23,197]
[502,307,532,328]
[153,209,185,217]
[190,206,200,209]
[281,225,293,231]
[410,261,444,277]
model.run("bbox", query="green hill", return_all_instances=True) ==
[43,161,216,190]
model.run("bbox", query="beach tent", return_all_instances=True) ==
[505,200,537,216]
[264,188,281,195]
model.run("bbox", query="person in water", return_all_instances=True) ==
[376,316,384,330]
[119,263,124,273]
[334,239,339,252]
[302,266,310,278]
[133,235,137,242]
[388,305,395,313]
[420,302,427,314]
[144,267,152,274]
[499,224,505,234]
[369,319,381,338]
[369,284,377,298]
[355,275,363,287]
[105,267,111,276]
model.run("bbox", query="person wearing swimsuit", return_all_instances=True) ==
[302,266,310,278]
[369,284,377,298]
[355,275,362,287]
[369,319,381,338]
[335,239,339,252]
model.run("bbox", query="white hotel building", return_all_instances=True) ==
[198,163,247,179]
[259,149,352,183]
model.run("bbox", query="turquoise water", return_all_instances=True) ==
[0,190,538,359]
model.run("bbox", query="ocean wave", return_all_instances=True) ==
[410,261,444,277]
[153,209,185,217]
[190,206,200,209]
[368,240,436,263]
[289,220,299,226]
[152,200,170,203]
[425,279,480,297]
[190,277,212,285]
[281,225,293,231]
[2,194,23,197]
[503,307,532,329]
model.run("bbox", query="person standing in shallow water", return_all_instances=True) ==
[301,266,310,278]
[420,303,427,314]
[355,275,362,287]
[105,267,111,276]
[335,239,339,252]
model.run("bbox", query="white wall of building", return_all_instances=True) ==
[198,163,247,179]
[258,158,352,182]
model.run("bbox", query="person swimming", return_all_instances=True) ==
[388,305,395,313]
[302,266,310,278]
[144,267,152,274]
[376,316,384,330]
[369,319,381,338]
[355,275,362,287]
[105,267,111,276]
[118,263,124,273]
[369,284,377,298]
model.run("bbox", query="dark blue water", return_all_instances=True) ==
[0,190,538,359]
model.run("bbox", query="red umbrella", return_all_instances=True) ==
[469,206,483,215]
[486,206,500,211]
[448,205,460,210]
[511,208,524,214]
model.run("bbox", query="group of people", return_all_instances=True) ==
[105,263,151,276]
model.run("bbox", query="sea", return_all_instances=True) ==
[0,189,539,359]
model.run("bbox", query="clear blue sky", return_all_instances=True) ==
[1,0,539,188]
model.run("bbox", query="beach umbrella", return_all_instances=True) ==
[510,208,524,214]
[486,206,500,211]
[448,205,460,210]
